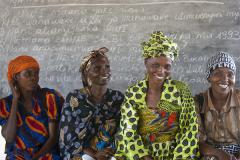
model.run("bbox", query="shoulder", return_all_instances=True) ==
[126,79,146,93]
[41,88,63,98]
[41,88,64,104]
[0,95,13,118]
[65,88,87,102]
[107,88,124,99]
[170,79,189,89]
[0,95,13,108]
[234,88,240,97]
[0,95,13,104]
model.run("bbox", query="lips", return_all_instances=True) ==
[153,74,165,80]
[218,84,228,89]
[99,74,110,80]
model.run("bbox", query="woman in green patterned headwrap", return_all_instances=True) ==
[115,31,199,160]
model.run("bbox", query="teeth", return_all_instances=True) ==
[219,84,228,89]
[101,76,108,79]
[155,76,164,80]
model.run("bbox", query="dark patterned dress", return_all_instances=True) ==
[115,79,199,160]
[59,88,124,160]
[0,88,64,160]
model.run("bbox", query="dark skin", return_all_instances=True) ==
[82,56,114,160]
[200,67,238,160]
[142,55,172,160]
[1,67,59,159]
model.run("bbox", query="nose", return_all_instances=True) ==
[29,73,39,81]
[100,66,110,75]
[220,73,228,82]
[157,66,165,74]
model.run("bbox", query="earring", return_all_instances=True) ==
[87,77,92,87]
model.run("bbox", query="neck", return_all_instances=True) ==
[148,79,164,92]
[210,89,229,109]
[88,85,107,102]
[20,89,34,102]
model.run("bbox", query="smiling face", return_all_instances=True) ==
[86,56,111,87]
[15,67,39,92]
[208,67,235,96]
[145,55,172,84]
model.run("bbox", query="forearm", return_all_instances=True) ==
[83,147,97,158]
[32,136,57,159]
[200,142,230,159]
[2,100,18,143]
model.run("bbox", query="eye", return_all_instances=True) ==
[93,66,101,72]
[23,70,31,77]
[152,63,160,68]
[228,71,234,78]
[105,64,110,69]
[164,64,172,70]
[211,70,221,77]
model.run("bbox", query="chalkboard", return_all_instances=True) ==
[0,0,240,98]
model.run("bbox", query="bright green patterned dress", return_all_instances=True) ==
[115,79,199,160]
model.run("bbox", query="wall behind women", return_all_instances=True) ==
[0,0,239,156]
[0,0,240,98]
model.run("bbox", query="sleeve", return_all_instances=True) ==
[45,89,64,122]
[59,92,92,160]
[194,94,207,143]
[112,91,124,132]
[173,83,200,159]
[0,98,10,126]
[115,89,149,160]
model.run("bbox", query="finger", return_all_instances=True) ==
[103,148,114,154]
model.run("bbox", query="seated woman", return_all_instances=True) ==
[195,52,240,160]
[0,55,64,159]
[59,47,124,160]
[115,31,199,160]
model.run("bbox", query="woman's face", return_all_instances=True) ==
[208,67,235,96]
[145,55,172,84]
[86,56,111,86]
[15,67,39,91]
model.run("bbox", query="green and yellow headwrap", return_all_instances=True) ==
[141,31,179,61]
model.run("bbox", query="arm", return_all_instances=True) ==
[32,122,59,159]
[199,142,231,160]
[2,80,20,143]
[173,82,199,159]
[59,92,93,159]
[115,88,150,159]
[32,89,63,159]
[194,94,232,160]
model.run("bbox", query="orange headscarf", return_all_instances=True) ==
[7,55,40,81]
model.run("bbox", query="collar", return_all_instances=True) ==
[128,78,182,108]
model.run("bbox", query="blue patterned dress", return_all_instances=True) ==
[59,88,124,160]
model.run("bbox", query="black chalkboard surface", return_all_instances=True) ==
[0,0,240,97]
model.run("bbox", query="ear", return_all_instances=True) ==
[13,74,18,81]
[144,58,148,66]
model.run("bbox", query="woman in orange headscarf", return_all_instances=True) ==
[0,55,64,159]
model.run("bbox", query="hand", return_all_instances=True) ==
[9,79,20,101]
[142,155,154,160]
[216,151,232,160]
[103,148,114,156]
[95,149,113,160]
